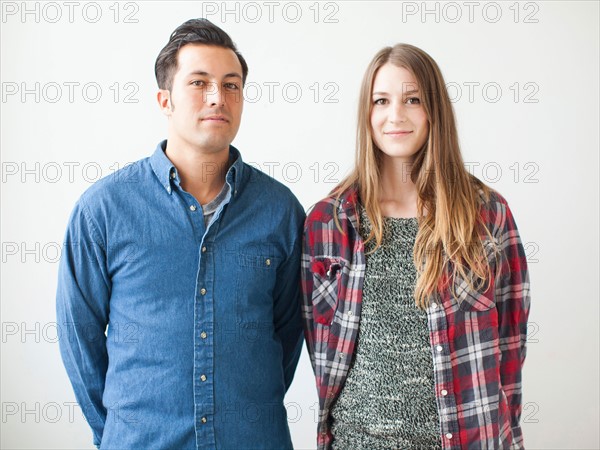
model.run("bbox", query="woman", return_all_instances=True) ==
[301,44,531,449]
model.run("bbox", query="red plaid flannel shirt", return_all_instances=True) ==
[301,186,531,449]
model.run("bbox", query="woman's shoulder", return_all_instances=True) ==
[474,180,516,236]
[306,186,358,226]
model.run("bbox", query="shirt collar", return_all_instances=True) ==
[150,140,245,195]
[332,184,360,231]
[226,145,244,195]
[334,184,359,212]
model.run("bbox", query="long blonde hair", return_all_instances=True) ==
[334,44,495,308]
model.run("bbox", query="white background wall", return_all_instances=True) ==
[1,1,598,448]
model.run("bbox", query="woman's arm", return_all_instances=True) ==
[495,198,532,448]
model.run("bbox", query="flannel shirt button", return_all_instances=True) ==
[339,353,345,359]
[346,311,353,317]
[436,345,443,352]
[445,433,453,439]
[431,302,438,309]
[441,389,448,396]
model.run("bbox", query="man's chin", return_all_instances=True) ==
[191,138,233,155]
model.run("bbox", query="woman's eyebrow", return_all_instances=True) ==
[372,89,420,96]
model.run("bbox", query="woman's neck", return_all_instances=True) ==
[378,156,419,218]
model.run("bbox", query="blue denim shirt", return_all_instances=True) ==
[56,141,305,449]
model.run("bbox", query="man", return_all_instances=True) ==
[56,19,305,449]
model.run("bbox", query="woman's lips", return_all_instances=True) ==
[385,130,412,136]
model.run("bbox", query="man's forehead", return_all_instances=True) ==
[176,44,241,71]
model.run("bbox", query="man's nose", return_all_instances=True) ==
[205,82,225,106]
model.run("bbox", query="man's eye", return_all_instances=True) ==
[373,98,387,105]
[191,80,206,87]
[406,97,421,105]
[224,83,240,90]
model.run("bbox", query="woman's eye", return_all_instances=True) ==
[374,98,387,105]
[406,97,421,105]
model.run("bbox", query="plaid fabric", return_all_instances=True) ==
[301,186,530,450]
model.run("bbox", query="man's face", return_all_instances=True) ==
[160,44,244,155]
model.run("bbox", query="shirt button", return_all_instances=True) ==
[201,246,207,253]
[265,258,271,266]
[445,433,453,439]
[190,205,197,212]
[170,171,176,179]
[200,332,207,339]
[200,288,207,296]
[200,417,207,424]
[346,311,353,317]
[441,389,448,396]
[339,353,345,360]
[200,374,207,382]
[436,345,443,352]
[431,302,438,309]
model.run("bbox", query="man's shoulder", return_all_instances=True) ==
[241,162,303,209]
[79,156,152,204]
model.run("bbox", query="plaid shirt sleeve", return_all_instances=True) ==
[301,213,318,374]
[494,196,531,448]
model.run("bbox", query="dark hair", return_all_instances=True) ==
[155,18,248,91]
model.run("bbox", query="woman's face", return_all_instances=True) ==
[370,63,429,164]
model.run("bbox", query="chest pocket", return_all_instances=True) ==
[310,257,343,326]
[236,253,280,322]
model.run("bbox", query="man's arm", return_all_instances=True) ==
[495,199,531,449]
[272,209,305,391]
[56,198,111,447]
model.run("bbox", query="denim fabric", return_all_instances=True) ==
[56,140,305,449]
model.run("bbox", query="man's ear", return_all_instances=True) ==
[157,89,172,116]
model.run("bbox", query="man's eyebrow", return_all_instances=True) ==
[187,71,242,79]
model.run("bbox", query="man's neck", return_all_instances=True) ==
[165,141,231,205]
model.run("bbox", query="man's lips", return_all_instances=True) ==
[201,115,229,123]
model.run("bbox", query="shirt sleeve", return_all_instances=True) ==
[300,217,317,374]
[56,198,111,447]
[272,206,305,391]
[494,200,531,449]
